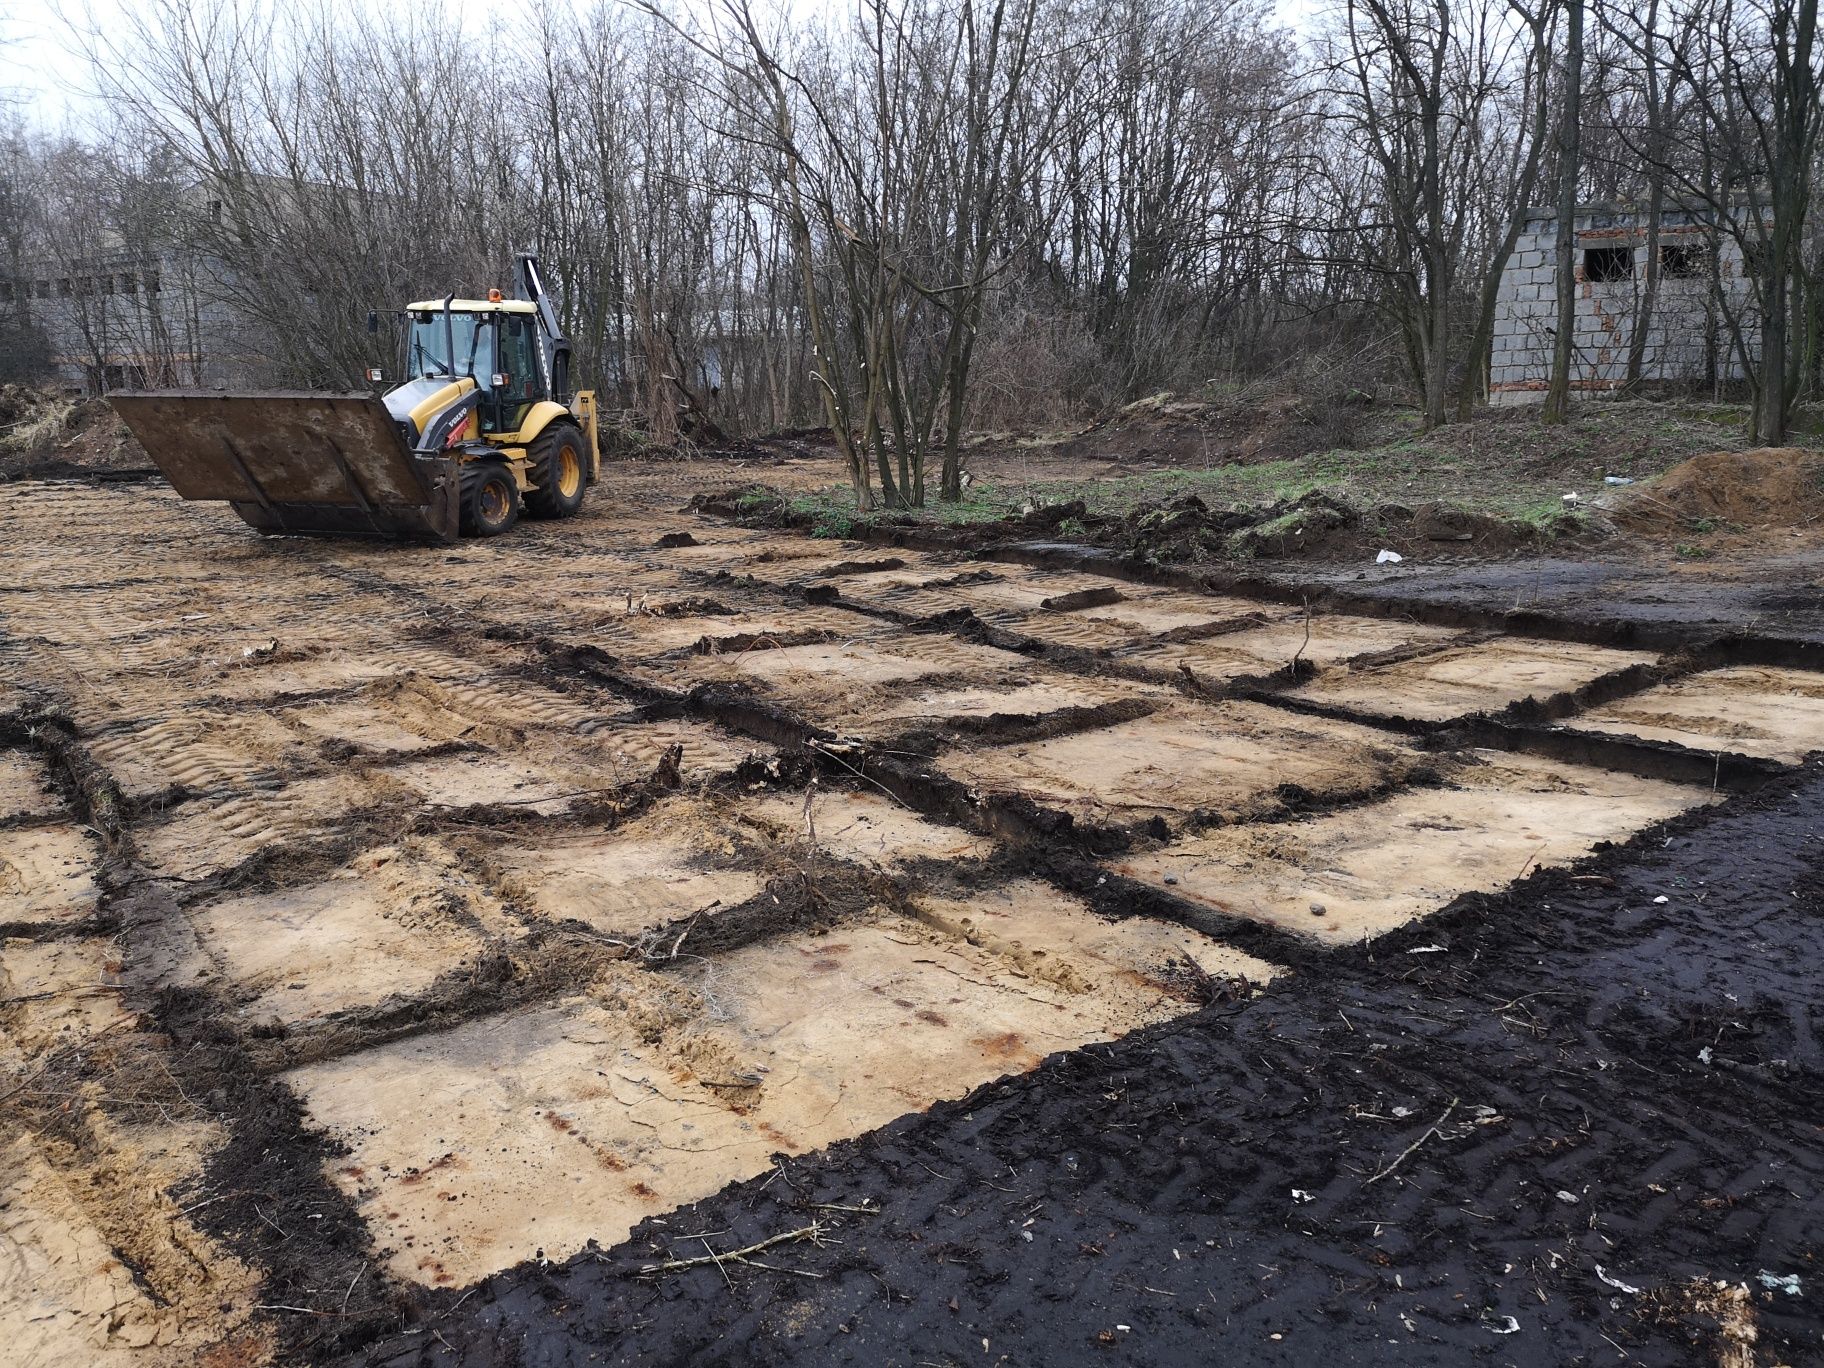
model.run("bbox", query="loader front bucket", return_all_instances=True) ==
[109,390,461,542]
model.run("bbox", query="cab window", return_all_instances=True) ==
[500,315,545,408]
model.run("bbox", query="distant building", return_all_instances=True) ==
[4,186,265,394]
[1490,201,1764,404]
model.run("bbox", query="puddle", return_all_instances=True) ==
[1567,665,1824,762]
[1114,750,1710,945]
[1294,639,1657,721]
[939,702,1427,829]
[0,825,102,926]
[292,895,1256,1285]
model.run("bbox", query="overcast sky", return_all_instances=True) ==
[2,0,1321,133]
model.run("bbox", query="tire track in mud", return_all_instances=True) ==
[4,479,1824,1365]
[356,764,1824,1368]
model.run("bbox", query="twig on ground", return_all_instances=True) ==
[342,1260,367,1314]
[642,1221,828,1276]
[1363,1096,1460,1186]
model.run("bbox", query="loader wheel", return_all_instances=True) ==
[525,422,589,520]
[461,461,520,537]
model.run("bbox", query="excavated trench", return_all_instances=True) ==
[3,476,1824,1363]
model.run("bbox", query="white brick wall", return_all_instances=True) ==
[1487,205,1757,405]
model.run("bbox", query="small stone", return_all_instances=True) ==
[1309,902,1326,917]
[1163,875,1178,886]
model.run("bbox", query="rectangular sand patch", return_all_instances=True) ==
[1567,665,1824,763]
[291,897,1258,1285]
[1113,750,1709,946]
[86,714,311,803]
[1125,615,1464,679]
[490,815,763,935]
[182,844,517,1027]
[0,752,59,824]
[1293,638,1656,721]
[938,702,1427,829]
[0,825,102,927]
[741,789,997,869]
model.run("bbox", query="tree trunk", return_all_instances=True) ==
[1542,0,1584,425]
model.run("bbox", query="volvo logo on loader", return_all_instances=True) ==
[107,252,599,542]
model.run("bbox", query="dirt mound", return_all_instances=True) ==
[1056,388,1365,469]
[0,387,149,479]
[1615,447,1824,532]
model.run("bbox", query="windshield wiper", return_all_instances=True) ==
[412,336,450,378]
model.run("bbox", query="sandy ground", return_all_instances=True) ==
[2,455,1821,1366]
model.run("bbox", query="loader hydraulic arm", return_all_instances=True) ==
[517,253,572,403]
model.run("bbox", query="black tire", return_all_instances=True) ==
[460,461,521,537]
[524,421,589,520]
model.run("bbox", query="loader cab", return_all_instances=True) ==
[403,300,548,435]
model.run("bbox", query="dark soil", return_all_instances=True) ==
[345,765,1824,1368]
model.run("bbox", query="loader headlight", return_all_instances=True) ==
[491,372,509,388]
[365,367,384,383]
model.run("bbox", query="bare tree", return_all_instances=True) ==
[1542,0,1584,423]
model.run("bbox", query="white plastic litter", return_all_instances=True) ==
[1758,1271,1802,1296]
[1596,1265,1642,1294]
[1375,549,1403,564]
[1604,475,1636,486]
[1484,1315,1521,1334]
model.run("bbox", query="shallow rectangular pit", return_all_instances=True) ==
[741,789,997,869]
[181,843,518,1028]
[588,603,884,663]
[1292,638,1657,721]
[1113,750,1710,945]
[0,752,59,824]
[134,775,384,882]
[0,825,101,927]
[825,673,1170,740]
[938,701,1428,829]
[292,894,1266,1285]
[86,714,310,804]
[0,936,130,1055]
[385,720,756,816]
[1125,615,1464,679]
[490,808,763,936]
[205,638,496,707]
[1566,665,1824,763]
[678,635,1036,726]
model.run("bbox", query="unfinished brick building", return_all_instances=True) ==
[1490,201,1761,404]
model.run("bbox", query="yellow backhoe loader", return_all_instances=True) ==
[109,254,598,541]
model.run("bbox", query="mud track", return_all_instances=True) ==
[2,470,1821,1366]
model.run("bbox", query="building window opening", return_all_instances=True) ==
[1583,246,1634,283]
[1660,243,1707,278]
